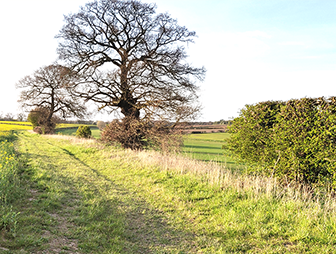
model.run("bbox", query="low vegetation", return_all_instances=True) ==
[229,97,336,187]
[182,133,243,170]
[0,132,23,239]
[0,129,335,252]
[75,125,92,138]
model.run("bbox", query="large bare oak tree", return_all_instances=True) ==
[16,64,86,133]
[56,0,205,122]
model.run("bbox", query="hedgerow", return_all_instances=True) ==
[228,97,336,186]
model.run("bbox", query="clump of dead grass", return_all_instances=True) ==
[46,133,97,145]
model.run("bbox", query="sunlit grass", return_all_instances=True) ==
[56,123,96,129]
[182,132,243,171]
[3,132,334,252]
[55,127,101,139]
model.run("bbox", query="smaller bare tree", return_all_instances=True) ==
[4,113,14,121]
[16,64,87,133]
[16,113,26,122]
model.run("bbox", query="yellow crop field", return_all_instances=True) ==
[0,124,32,131]
[0,121,32,126]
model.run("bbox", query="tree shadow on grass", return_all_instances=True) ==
[30,145,200,253]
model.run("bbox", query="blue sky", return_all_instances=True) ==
[1,0,336,121]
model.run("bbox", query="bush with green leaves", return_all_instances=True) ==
[228,100,283,172]
[27,108,57,134]
[228,97,336,186]
[274,97,336,184]
[76,126,92,138]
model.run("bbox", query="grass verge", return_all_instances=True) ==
[1,132,335,253]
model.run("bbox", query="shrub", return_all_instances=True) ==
[76,126,92,138]
[33,126,43,134]
[273,97,336,184]
[97,121,106,130]
[27,110,41,128]
[228,97,336,186]
[101,117,182,152]
[228,100,283,171]
[27,108,57,134]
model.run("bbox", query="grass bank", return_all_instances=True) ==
[0,132,335,252]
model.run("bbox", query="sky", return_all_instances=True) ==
[1,0,336,121]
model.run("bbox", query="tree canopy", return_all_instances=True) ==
[56,0,205,122]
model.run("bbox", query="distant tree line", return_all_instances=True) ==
[0,112,26,122]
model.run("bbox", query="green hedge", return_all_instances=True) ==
[228,97,336,186]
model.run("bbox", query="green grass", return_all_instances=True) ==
[56,123,96,129]
[1,132,335,252]
[182,132,243,170]
[55,127,101,139]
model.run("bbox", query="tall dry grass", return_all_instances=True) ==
[135,150,336,213]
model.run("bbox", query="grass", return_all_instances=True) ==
[55,127,101,139]
[182,132,244,170]
[55,130,242,169]
[56,123,96,129]
[0,131,335,252]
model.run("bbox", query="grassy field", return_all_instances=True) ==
[0,121,101,138]
[55,129,239,168]
[0,131,335,252]
[182,132,244,170]
[55,127,101,139]
[56,123,96,129]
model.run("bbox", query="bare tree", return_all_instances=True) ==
[4,113,14,121]
[16,113,26,122]
[16,64,87,133]
[56,0,205,123]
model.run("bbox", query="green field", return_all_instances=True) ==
[0,123,239,169]
[53,128,242,169]
[182,132,243,170]
[55,127,101,139]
